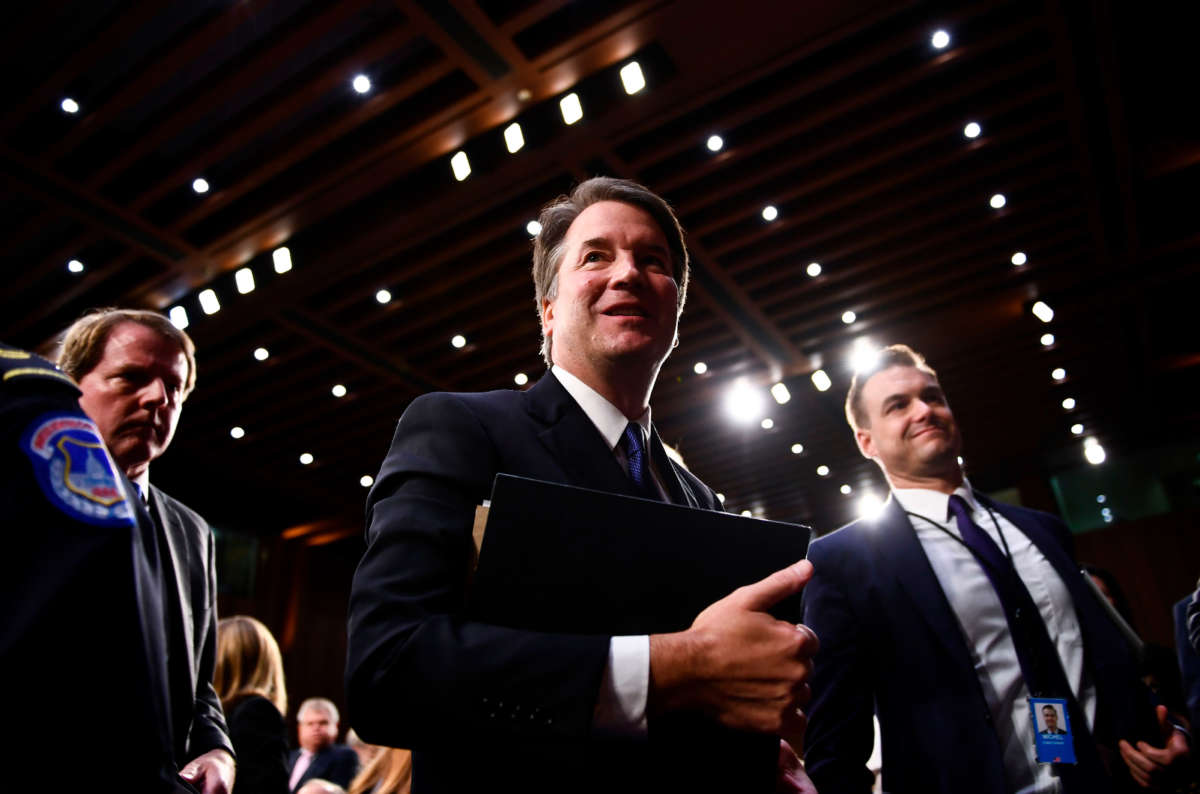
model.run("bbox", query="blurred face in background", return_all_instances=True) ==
[298,706,338,753]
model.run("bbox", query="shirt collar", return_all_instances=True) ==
[891,477,978,523]
[551,366,652,451]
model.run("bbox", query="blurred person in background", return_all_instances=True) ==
[216,616,290,794]
[348,748,413,794]
[290,698,359,792]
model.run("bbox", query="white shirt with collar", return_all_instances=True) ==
[550,365,657,737]
[892,481,1096,794]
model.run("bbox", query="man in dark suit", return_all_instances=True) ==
[347,177,818,793]
[802,344,1189,793]
[60,309,235,794]
[287,698,359,792]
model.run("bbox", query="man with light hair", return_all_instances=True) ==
[289,698,359,792]
[59,307,234,793]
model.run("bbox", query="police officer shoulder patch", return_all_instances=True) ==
[22,411,136,527]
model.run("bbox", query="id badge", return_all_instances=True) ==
[1029,697,1076,764]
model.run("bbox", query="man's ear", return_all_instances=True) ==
[855,426,875,459]
[540,297,555,337]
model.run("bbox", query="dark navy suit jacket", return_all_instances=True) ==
[803,492,1156,794]
[288,744,358,791]
[346,373,724,792]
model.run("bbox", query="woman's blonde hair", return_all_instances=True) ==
[348,747,412,794]
[214,615,288,716]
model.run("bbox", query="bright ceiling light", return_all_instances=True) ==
[857,492,885,520]
[1051,367,1066,381]
[850,340,880,373]
[1070,423,1084,435]
[450,151,471,181]
[807,262,822,277]
[716,493,725,503]
[192,177,210,194]
[1083,437,1106,465]
[619,61,646,94]
[1096,494,1107,504]
[514,373,528,386]
[272,246,293,274]
[299,452,314,465]
[375,289,392,304]
[762,205,779,222]
[352,74,371,94]
[504,122,524,153]
[770,382,791,404]
[253,347,269,361]
[235,267,255,294]
[1041,333,1055,347]
[931,29,951,49]
[840,484,852,495]
[451,334,467,349]
[559,92,583,125]
[60,97,79,114]
[761,418,774,430]
[724,380,765,424]
[791,443,804,454]
[842,310,857,325]
[706,134,724,152]
[360,475,374,488]
[816,465,830,477]
[526,220,542,236]
[1031,301,1054,323]
[693,361,708,375]
[811,369,832,392]
[963,121,981,138]
[229,426,245,439]
[1011,251,1027,266]
[1061,397,1076,410]
[198,289,220,315]
[168,306,189,330]
[331,384,347,398]
[67,258,84,273]
[740,509,752,517]
[989,193,1006,209]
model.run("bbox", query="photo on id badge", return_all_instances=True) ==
[1029,697,1075,764]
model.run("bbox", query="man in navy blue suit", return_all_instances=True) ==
[802,344,1188,793]
[346,177,818,793]
[287,698,359,792]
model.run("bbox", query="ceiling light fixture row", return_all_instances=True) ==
[166,246,294,331]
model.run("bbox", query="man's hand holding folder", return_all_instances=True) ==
[648,559,818,735]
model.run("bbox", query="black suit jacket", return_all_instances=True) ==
[802,492,1156,794]
[346,373,724,793]
[288,744,359,791]
[228,695,288,794]
[149,484,234,764]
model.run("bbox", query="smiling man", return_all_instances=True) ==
[59,308,235,794]
[801,344,1187,793]
[347,177,817,793]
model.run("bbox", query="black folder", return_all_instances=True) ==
[465,473,813,793]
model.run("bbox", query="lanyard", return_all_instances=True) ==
[904,502,1018,582]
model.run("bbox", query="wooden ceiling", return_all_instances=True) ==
[3,0,1196,538]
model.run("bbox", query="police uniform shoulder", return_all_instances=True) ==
[0,345,79,394]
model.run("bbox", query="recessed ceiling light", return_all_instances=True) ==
[619,61,645,95]
[168,306,189,330]
[791,443,804,454]
[273,247,293,274]
[811,369,832,392]
[192,177,210,194]
[450,151,471,181]
[526,220,542,236]
[235,267,255,294]
[857,492,885,519]
[352,74,371,94]
[1031,301,1054,323]
[850,340,880,373]
[67,258,84,273]
[1051,367,1066,381]
[253,347,269,361]
[1071,423,1084,435]
[299,452,314,465]
[931,29,951,49]
[716,493,725,503]
[514,372,528,386]
[741,509,752,517]
[724,380,765,424]
[761,418,774,430]
[229,426,245,439]
[1011,251,1027,266]
[1062,397,1076,410]
[198,288,220,315]
[770,382,791,404]
[1096,494,1107,504]
[60,97,79,114]
[816,465,830,477]
[360,475,374,487]
[706,134,724,152]
[331,384,347,398]
[842,310,857,325]
[560,92,583,125]
[504,122,524,153]
[989,193,1006,209]
[963,121,981,138]
[1083,437,1106,465]
[840,484,852,495]
[1041,333,1055,347]
[761,205,779,222]
[451,334,467,349]
[375,289,392,304]
[693,361,708,375]
[806,262,821,277]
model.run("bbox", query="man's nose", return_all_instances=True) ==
[610,252,646,284]
[139,378,168,407]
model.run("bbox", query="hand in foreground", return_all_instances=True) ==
[648,559,819,734]
[1118,705,1190,788]
[778,738,818,794]
[179,748,235,794]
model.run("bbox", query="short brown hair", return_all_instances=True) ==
[531,177,690,366]
[844,344,938,431]
[58,308,197,397]
[215,615,288,716]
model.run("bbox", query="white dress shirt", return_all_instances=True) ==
[892,483,1096,794]
[550,366,655,737]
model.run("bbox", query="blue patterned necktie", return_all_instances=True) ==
[621,422,659,500]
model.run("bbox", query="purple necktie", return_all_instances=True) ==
[621,422,659,500]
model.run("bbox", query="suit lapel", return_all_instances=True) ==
[647,424,694,506]
[149,486,198,687]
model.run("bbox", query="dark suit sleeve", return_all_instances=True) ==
[228,697,288,794]
[188,514,235,759]
[802,537,877,794]
[325,746,360,788]
[346,392,609,749]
